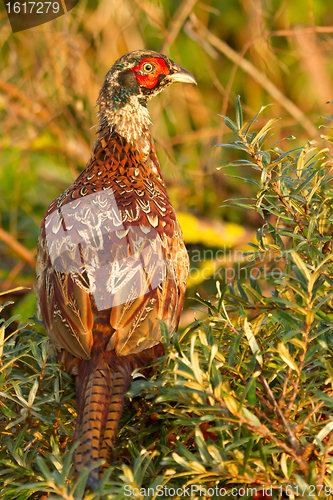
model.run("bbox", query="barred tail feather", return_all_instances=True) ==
[75,365,113,489]
[74,365,131,489]
[100,371,131,462]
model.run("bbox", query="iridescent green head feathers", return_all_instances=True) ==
[97,50,196,142]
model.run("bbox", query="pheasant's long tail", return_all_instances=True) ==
[74,365,110,489]
[74,365,131,489]
[100,371,131,461]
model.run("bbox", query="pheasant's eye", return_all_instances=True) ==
[142,62,154,73]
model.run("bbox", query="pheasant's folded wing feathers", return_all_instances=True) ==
[36,137,187,359]
[36,233,94,360]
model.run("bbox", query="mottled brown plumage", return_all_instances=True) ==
[35,50,195,488]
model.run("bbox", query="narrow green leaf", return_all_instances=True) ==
[36,456,53,482]
[235,95,243,129]
[220,115,239,135]
[227,334,243,367]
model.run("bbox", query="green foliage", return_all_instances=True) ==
[2,101,333,498]
[0,299,76,499]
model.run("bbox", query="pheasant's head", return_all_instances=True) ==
[97,50,196,142]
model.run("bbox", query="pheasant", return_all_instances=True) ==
[35,50,196,488]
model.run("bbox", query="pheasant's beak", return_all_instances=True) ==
[167,67,197,85]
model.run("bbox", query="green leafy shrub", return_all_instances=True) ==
[2,99,333,499]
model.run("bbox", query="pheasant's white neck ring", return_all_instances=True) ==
[99,95,152,144]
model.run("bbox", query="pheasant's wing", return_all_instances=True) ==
[36,135,188,359]
[107,212,188,356]
[36,211,94,360]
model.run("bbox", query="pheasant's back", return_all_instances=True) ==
[36,130,188,366]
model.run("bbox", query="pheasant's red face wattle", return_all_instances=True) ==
[131,57,170,89]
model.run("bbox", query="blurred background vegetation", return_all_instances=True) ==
[1,0,333,326]
[2,1,333,497]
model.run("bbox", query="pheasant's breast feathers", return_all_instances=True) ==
[36,131,189,360]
